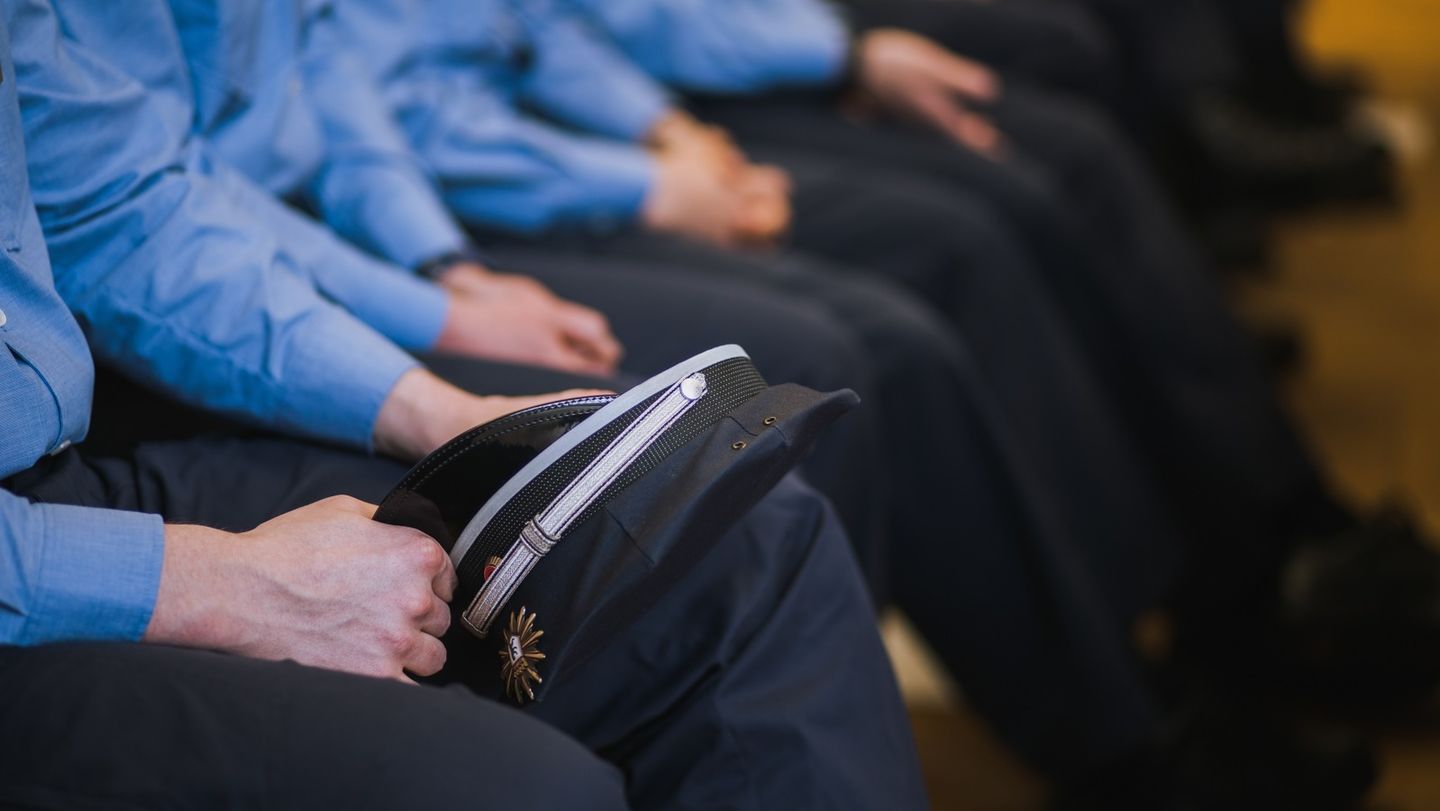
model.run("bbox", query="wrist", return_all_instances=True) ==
[414,245,491,281]
[144,524,245,652]
[375,368,480,460]
[644,110,698,151]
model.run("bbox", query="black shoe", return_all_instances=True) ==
[1276,505,1440,708]
[1180,92,1398,210]
[1199,207,1274,272]
[1249,319,1307,382]
[1054,696,1379,811]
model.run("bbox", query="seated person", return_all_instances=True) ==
[0,4,926,808]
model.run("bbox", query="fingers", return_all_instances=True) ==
[734,170,792,244]
[327,495,380,519]
[952,112,1003,158]
[541,340,618,377]
[432,555,458,603]
[403,631,448,678]
[557,305,624,371]
[419,592,452,637]
[933,50,1001,103]
[909,87,1004,158]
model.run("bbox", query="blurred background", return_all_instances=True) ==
[882,0,1440,807]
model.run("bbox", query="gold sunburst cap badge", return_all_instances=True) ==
[499,607,545,704]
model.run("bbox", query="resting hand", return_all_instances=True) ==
[146,497,457,683]
[854,28,1004,157]
[643,148,792,247]
[432,263,624,377]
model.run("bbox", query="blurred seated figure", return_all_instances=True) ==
[530,0,1433,807]
[57,0,1216,799]
[0,3,926,808]
[1009,0,1395,212]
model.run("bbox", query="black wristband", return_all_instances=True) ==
[414,245,491,280]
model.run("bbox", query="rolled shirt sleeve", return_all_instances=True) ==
[0,489,166,646]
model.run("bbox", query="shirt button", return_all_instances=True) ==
[48,439,72,457]
[0,307,7,327]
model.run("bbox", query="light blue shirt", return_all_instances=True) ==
[163,0,469,271]
[0,6,164,647]
[335,0,667,235]
[19,0,420,451]
[47,0,449,352]
[568,0,853,92]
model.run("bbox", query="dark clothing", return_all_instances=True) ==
[484,235,1175,777]
[450,249,894,592]
[0,641,632,810]
[1,404,924,809]
[691,84,1349,608]
[837,0,1124,106]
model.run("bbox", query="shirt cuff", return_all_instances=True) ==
[276,307,421,452]
[558,141,657,232]
[792,26,853,86]
[594,82,674,143]
[21,504,165,645]
[328,251,450,352]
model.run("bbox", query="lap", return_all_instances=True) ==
[0,642,627,810]
[8,436,409,532]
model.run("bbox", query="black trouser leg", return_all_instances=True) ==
[836,0,1124,106]
[519,476,930,810]
[438,248,893,596]
[481,233,1169,777]
[5,397,921,807]
[698,91,1347,605]
[0,642,630,810]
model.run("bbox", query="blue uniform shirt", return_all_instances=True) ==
[335,0,669,235]
[18,0,420,452]
[47,0,448,351]
[0,7,165,647]
[165,0,470,270]
[568,0,853,92]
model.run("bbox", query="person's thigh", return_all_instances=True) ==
[8,438,410,532]
[21,361,643,531]
[756,145,1040,303]
[693,94,1089,279]
[0,642,628,810]
[839,0,1123,103]
[525,475,929,811]
[487,245,871,396]
[476,244,893,584]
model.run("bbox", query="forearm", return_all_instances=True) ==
[372,368,481,462]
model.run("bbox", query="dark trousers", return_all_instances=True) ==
[483,248,891,585]
[1,391,923,809]
[479,233,1171,778]
[837,0,1124,106]
[692,85,1348,612]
